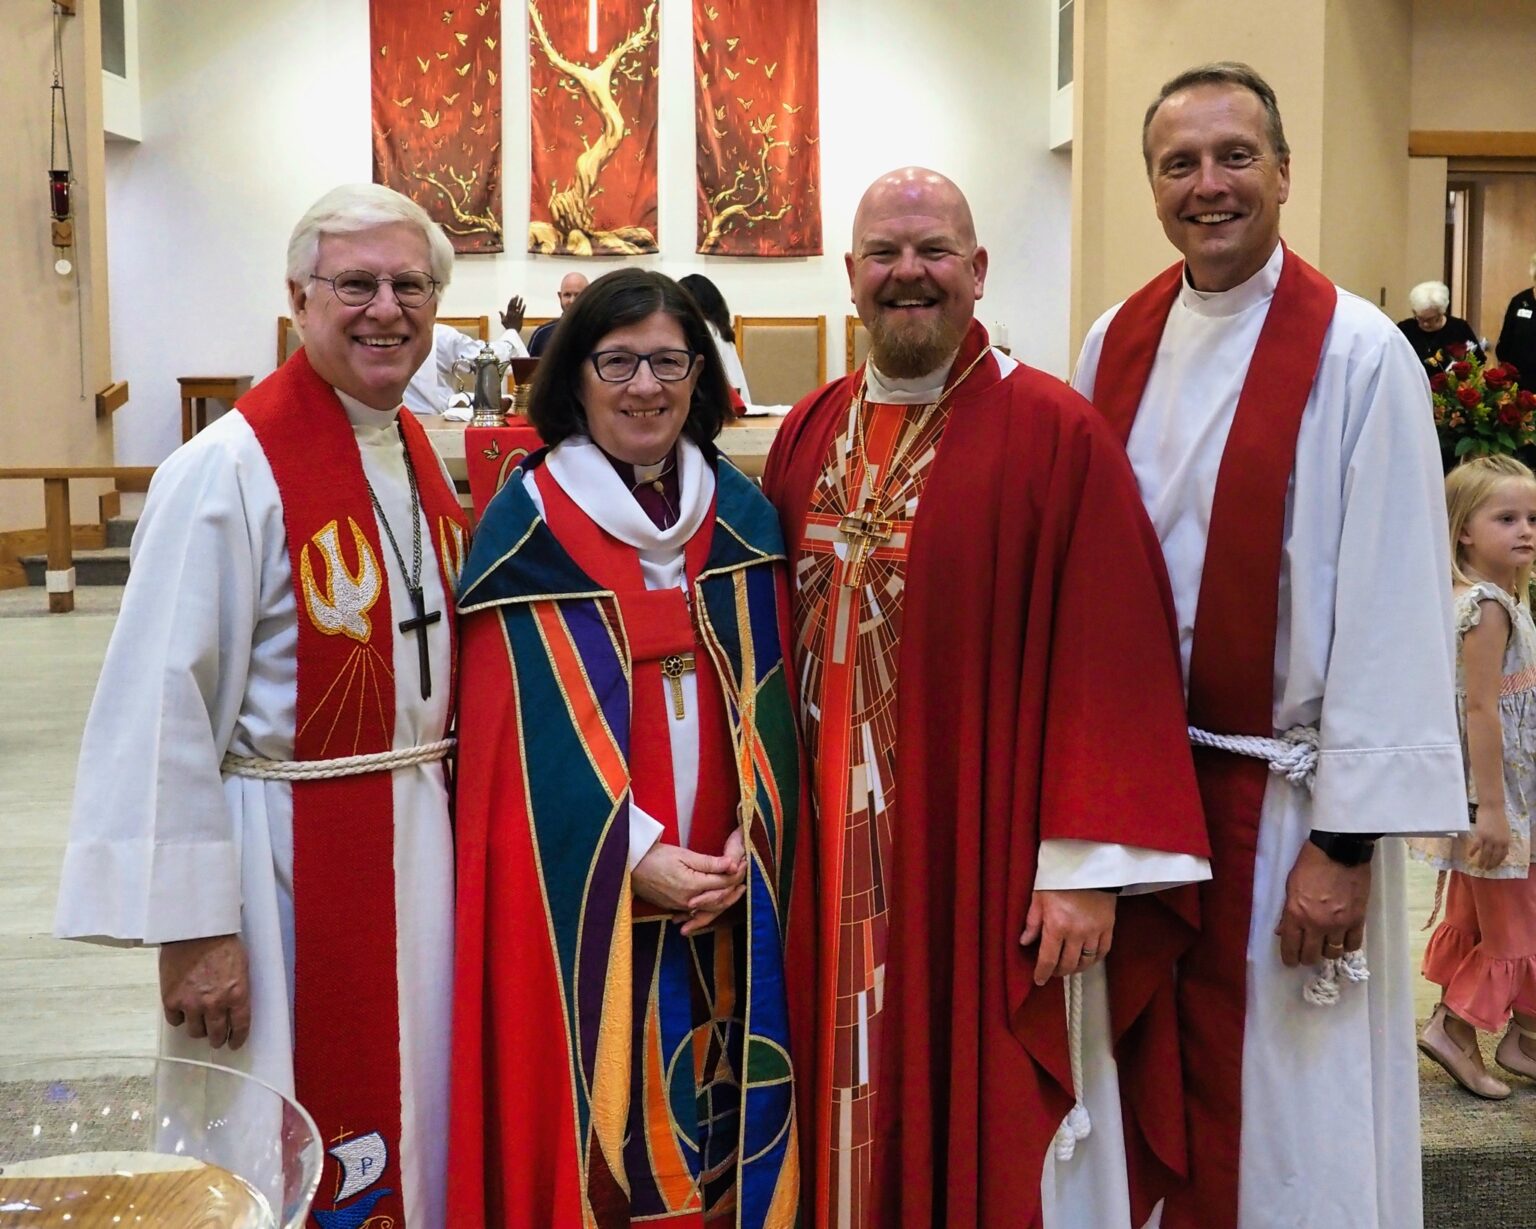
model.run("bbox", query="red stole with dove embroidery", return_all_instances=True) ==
[239,348,467,1227]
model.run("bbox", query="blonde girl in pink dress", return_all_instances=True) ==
[1415,454,1536,1099]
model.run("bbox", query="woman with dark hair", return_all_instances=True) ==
[447,268,807,1228]
[679,272,753,405]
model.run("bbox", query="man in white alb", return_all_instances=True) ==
[1061,62,1465,1229]
[55,183,469,1229]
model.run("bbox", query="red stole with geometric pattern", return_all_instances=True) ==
[1091,245,1336,1226]
[239,348,467,1228]
[533,462,737,881]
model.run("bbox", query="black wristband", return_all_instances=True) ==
[1308,829,1379,867]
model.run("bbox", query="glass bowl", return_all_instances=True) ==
[0,1054,322,1228]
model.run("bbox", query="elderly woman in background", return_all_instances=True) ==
[1398,279,1486,366]
[1498,252,1536,382]
[679,272,752,407]
[446,268,806,1229]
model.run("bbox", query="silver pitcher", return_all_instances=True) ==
[452,342,513,428]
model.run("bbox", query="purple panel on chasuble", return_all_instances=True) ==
[569,596,632,751]
[564,596,634,1078]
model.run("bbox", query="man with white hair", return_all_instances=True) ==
[1397,279,1484,365]
[56,183,466,1228]
[1496,252,1536,381]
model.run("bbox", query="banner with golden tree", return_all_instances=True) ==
[528,0,659,255]
[370,1,505,254]
[694,0,820,256]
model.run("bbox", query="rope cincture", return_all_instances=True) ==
[1189,723,1370,1007]
[221,737,455,780]
[1053,969,1093,1161]
[1053,722,1349,1166]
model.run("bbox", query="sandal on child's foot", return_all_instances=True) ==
[1495,1022,1536,1081]
[1418,1004,1512,1099]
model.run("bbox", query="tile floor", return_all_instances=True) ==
[0,588,158,1068]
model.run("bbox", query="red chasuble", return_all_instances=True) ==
[763,321,1209,1229]
[238,349,467,1229]
[1090,246,1337,1229]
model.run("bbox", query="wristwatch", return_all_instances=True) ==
[1307,829,1378,867]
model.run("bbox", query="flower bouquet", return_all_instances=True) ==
[1429,342,1536,460]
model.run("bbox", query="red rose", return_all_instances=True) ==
[1457,386,1481,408]
[1487,365,1513,389]
[1430,372,1449,392]
[1448,342,1469,359]
[1452,361,1473,378]
[1520,389,1536,411]
[1500,403,1523,428]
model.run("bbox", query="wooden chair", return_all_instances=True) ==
[276,315,489,366]
[733,315,827,406]
[845,316,871,374]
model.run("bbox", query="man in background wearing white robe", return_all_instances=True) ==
[401,305,529,417]
[55,184,464,1228]
[1057,62,1465,1229]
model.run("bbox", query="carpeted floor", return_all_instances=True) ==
[1420,1038,1536,1229]
[0,1075,152,1163]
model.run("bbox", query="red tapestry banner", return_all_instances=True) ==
[371,1,505,254]
[694,0,821,256]
[528,0,660,256]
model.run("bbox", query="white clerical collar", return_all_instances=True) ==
[1179,241,1285,319]
[544,434,715,555]
[335,387,402,437]
[865,349,959,404]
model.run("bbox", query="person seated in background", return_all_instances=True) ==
[526,271,589,356]
[1398,280,1485,366]
[1497,252,1536,382]
[679,273,752,407]
[402,297,529,417]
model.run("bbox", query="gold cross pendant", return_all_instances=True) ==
[660,652,696,719]
[836,505,894,587]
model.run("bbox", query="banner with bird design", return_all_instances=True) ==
[527,0,659,256]
[371,1,505,254]
[694,0,820,256]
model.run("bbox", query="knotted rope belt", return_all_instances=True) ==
[221,737,455,780]
[1053,723,1365,1162]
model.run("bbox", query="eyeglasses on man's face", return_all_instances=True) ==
[588,349,699,383]
[311,269,440,308]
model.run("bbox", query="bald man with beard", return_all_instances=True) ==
[762,168,1211,1229]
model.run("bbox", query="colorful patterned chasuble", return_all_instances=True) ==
[794,394,955,1229]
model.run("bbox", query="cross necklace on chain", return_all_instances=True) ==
[366,422,439,701]
[835,346,992,587]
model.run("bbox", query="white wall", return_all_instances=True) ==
[106,0,1071,465]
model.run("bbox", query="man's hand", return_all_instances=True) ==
[1275,840,1371,967]
[1020,889,1117,985]
[632,840,746,931]
[500,295,526,332]
[159,934,251,1050]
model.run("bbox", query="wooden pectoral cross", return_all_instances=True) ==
[398,584,442,700]
[836,503,895,588]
